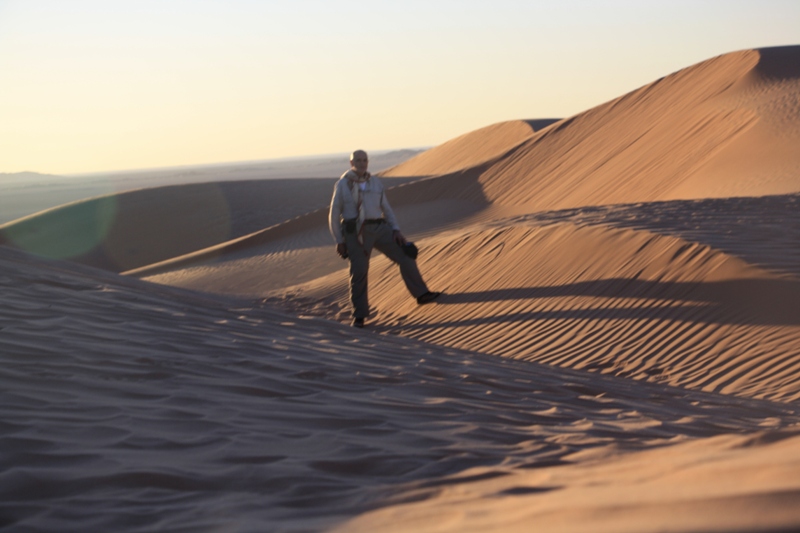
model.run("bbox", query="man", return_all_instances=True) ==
[329,150,440,328]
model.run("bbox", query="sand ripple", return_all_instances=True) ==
[2,246,799,531]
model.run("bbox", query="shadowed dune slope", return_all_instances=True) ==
[124,164,499,282]
[0,178,412,273]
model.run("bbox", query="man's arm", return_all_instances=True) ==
[329,180,349,259]
[329,180,344,244]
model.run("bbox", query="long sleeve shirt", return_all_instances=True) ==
[328,174,400,244]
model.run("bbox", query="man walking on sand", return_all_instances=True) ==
[329,150,440,328]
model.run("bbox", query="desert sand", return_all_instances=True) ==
[2,45,800,532]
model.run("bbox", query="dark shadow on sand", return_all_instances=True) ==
[421,276,800,327]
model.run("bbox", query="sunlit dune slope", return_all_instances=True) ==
[379,119,559,178]
[477,47,800,209]
[385,46,800,209]
[379,46,800,211]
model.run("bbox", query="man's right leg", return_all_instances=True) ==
[345,233,370,318]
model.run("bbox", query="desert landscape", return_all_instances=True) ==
[2,45,800,532]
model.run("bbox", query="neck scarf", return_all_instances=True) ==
[345,169,370,244]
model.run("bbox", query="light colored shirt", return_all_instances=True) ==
[329,174,400,243]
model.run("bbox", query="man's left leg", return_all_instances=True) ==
[373,225,430,299]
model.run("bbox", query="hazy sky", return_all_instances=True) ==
[2,0,799,175]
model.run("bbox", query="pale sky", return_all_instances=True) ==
[1,0,799,175]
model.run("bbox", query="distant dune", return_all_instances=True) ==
[0,149,426,225]
[380,118,560,178]
[0,171,61,181]
[0,176,416,272]
[3,46,800,532]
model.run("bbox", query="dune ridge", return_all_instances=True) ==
[379,119,558,178]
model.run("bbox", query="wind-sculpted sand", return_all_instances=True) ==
[3,46,800,531]
[275,199,800,403]
[3,246,800,532]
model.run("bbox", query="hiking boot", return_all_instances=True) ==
[352,317,365,328]
[416,291,441,305]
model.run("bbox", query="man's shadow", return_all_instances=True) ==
[400,277,800,331]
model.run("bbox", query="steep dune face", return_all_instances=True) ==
[382,47,800,211]
[669,46,800,198]
[383,47,800,211]
[476,47,800,209]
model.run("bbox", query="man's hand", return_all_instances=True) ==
[336,243,348,259]
[393,230,407,246]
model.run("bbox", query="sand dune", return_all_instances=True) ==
[381,48,800,210]
[476,48,800,208]
[3,245,800,532]
[278,204,800,402]
[3,45,800,531]
[379,119,559,178]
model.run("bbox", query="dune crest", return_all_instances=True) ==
[379,119,557,178]
[476,48,800,209]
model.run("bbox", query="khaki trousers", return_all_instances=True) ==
[344,221,429,318]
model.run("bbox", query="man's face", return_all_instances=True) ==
[350,151,369,175]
